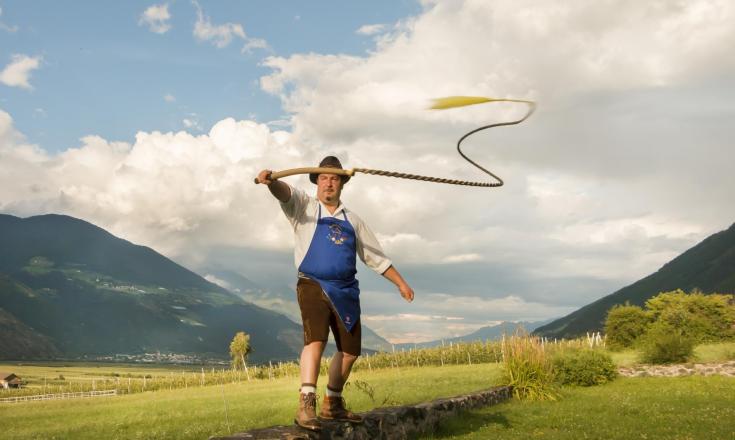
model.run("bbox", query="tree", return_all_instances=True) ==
[645,289,735,342]
[604,303,651,350]
[229,331,252,376]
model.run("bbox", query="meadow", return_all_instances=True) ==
[1,363,502,440]
[2,341,734,439]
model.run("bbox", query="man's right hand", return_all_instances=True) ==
[256,169,273,185]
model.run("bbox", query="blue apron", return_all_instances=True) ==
[298,204,360,332]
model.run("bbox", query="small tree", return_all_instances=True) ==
[229,331,252,376]
[604,303,651,350]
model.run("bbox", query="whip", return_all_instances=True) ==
[254,96,535,188]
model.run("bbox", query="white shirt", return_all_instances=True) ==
[280,183,393,275]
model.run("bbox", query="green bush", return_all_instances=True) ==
[604,303,651,350]
[645,290,735,342]
[552,349,617,386]
[640,323,695,364]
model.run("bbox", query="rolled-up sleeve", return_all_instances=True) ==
[353,214,393,275]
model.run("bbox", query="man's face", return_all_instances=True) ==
[316,173,343,205]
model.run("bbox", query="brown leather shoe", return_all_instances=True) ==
[320,395,363,423]
[294,392,321,431]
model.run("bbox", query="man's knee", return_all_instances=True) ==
[342,352,359,364]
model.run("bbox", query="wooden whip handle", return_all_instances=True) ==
[253,167,355,184]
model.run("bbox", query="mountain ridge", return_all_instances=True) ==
[534,221,735,339]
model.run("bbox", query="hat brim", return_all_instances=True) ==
[310,172,350,184]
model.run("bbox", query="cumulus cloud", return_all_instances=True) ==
[0,108,301,259]
[0,54,42,89]
[139,3,172,34]
[164,94,176,102]
[3,0,735,343]
[254,0,735,338]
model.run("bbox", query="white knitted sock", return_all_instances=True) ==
[326,387,342,397]
[300,385,316,394]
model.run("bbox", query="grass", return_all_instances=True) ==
[427,376,735,440]
[2,363,502,440]
[4,341,734,439]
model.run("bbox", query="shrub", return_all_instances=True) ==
[645,290,735,342]
[501,334,558,400]
[604,303,651,350]
[640,322,695,364]
[552,349,617,386]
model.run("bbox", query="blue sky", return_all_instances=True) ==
[1,0,420,153]
[2,1,734,342]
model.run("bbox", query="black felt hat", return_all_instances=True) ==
[309,156,350,184]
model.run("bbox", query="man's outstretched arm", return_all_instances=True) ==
[382,265,414,303]
[256,169,291,203]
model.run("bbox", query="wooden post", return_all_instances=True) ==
[241,354,250,381]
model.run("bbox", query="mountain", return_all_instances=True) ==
[199,268,393,352]
[395,320,551,350]
[0,214,303,363]
[534,221,735,339]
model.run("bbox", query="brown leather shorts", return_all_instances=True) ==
[296,277,361,356]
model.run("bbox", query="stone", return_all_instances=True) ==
[209,386,512,440]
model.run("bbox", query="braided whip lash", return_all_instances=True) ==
[255,97,536,187]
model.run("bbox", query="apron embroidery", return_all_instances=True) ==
[298,204,360,332]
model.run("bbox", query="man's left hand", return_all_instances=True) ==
[399,284,414,303]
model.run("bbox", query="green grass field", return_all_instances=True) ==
[427,376,735,440]
[3,342,734,439]
[2,363,502,440]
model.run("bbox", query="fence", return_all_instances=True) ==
[0,389,117,404]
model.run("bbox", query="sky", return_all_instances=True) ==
[1,0,734,343]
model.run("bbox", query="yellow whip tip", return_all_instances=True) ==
[429,96,535,110]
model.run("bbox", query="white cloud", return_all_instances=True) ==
[164,94,176,102]
[204,274,231,290]
[356,24,386,36]
[0,54,42,89]
[182,116,202,131]
[139,3,172,34]
[192,0,245,48]
[192,1,269,51]
[361,290,574,342]
[3,1,735,343]
[0,108,300,258]
[242,38,270,54]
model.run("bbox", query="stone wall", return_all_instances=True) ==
[209,385,512,440]
[618,361,735,378]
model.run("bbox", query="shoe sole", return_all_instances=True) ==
[294,419,322,431]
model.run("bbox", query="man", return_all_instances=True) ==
[256,156,414,431]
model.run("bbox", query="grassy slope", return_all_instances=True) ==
[428,376,735,440]
[2,363,502,440]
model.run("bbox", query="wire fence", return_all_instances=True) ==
[0,389,117,404]
[0,335,605,402]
